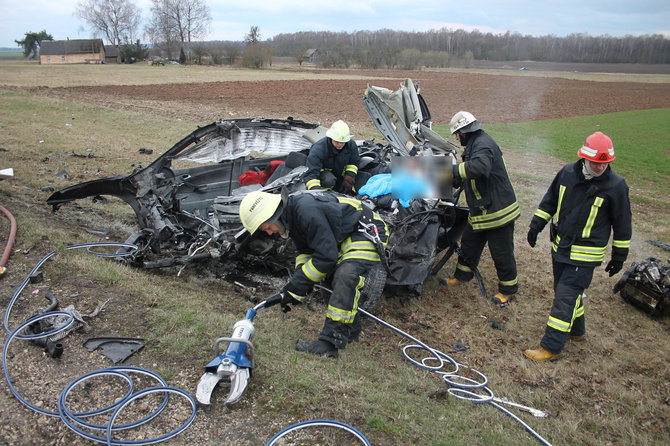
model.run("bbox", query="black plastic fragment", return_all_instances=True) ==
[84,337,145,363]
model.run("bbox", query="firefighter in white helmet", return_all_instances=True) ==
[445,111,520,307]
[304,120,360,195]
[239,189,388,358]
[524,131,632,361]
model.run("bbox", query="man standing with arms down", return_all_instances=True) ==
[445,111,520,307]
[304,120,360,195]
[524,131,632,361]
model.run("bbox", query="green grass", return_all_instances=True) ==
[434,108,670,206]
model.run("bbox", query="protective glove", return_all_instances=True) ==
[527,228,539,248]
[339,175,355,194]
[605,259,624,277]
[280,283,303,313]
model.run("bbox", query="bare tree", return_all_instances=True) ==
[75,0,140,48]
[223,43,241,65]
[177,0,211,43]
[147,0,211,63]
[293,47,307,66]
[146,0,179,59]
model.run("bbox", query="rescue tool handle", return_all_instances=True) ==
[263,293,284,309]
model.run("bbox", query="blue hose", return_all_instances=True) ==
[2,245,196,445]
[266,419,371,446]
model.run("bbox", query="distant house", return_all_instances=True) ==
[305,48,320,63]
[104,45,119,64]
[40,39,106,64]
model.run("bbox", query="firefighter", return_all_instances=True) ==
[524,131,632,361]
[238,190,388,358]
[445,111,520,306]
[304,120,360,195]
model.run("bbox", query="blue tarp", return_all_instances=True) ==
[358,173,430,208]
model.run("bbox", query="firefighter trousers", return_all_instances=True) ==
[453,221,518,295]
[540,260,593,354]
[318,260,373,349]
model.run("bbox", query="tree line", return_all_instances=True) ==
[270,29,670,66]
[14,0,670,67]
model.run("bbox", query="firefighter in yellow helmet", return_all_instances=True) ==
[524,131,632,361]
[239,189,388,358]
[304,120,360,195]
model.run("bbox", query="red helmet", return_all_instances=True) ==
[578,131,615,163]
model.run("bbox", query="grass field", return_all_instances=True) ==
[0,60,669,446]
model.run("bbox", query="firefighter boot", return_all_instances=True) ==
[295,339,338,358]
[446,277,462,286]
[524,347,559,361]
[492,292,514,307]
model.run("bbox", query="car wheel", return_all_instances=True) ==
[359,263,387,311]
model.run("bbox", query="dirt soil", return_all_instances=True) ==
[30,69,670,130]
[2,68,670,446]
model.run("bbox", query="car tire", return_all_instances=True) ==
[359,263,387,311]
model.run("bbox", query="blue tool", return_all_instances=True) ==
[196,294,282,405]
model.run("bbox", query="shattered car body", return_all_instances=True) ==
[47,79,468,303]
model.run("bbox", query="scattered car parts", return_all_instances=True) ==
[47,79,473,304]
[614,257,670,317]
[84,337,145,363]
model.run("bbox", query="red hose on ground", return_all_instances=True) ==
[0,205,17,277]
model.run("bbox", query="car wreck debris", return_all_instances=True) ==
[614,257,670,316]
[84,337,145,363]
[46,79,474,302]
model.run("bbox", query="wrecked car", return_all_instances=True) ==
[47,79,470,307]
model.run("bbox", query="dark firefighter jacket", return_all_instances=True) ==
[304,137,360,190]
[529,159,632,266]
[452,130,520,231]
[280,192,388,299]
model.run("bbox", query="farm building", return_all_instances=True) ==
[39,39,106,64]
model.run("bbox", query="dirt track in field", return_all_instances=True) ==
[31,69,670,131]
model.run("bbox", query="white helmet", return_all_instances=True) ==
[449,111,481,134]
[326,120,353,143]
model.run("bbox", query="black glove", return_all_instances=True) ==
[605,259,624,277]
[339,175,355,194]
[280,283,303,313]
[527,228,539,248]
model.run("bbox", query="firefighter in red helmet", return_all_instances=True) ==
[524,131,632,361]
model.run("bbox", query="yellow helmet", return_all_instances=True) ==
[239,191,283,234]
[326,120,353,143]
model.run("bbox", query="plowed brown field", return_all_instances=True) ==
[31,69,670,131]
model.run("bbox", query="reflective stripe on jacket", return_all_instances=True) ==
[530,159,632,266]
[304,137,360,190]
[282,191,388,297]
[453,130,520,231]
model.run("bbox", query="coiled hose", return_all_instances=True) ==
[2,244,196,445]
[358,307,553,446]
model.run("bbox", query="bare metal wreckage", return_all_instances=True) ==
[47,79,471,308]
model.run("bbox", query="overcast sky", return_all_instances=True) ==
[1,0,669,48]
